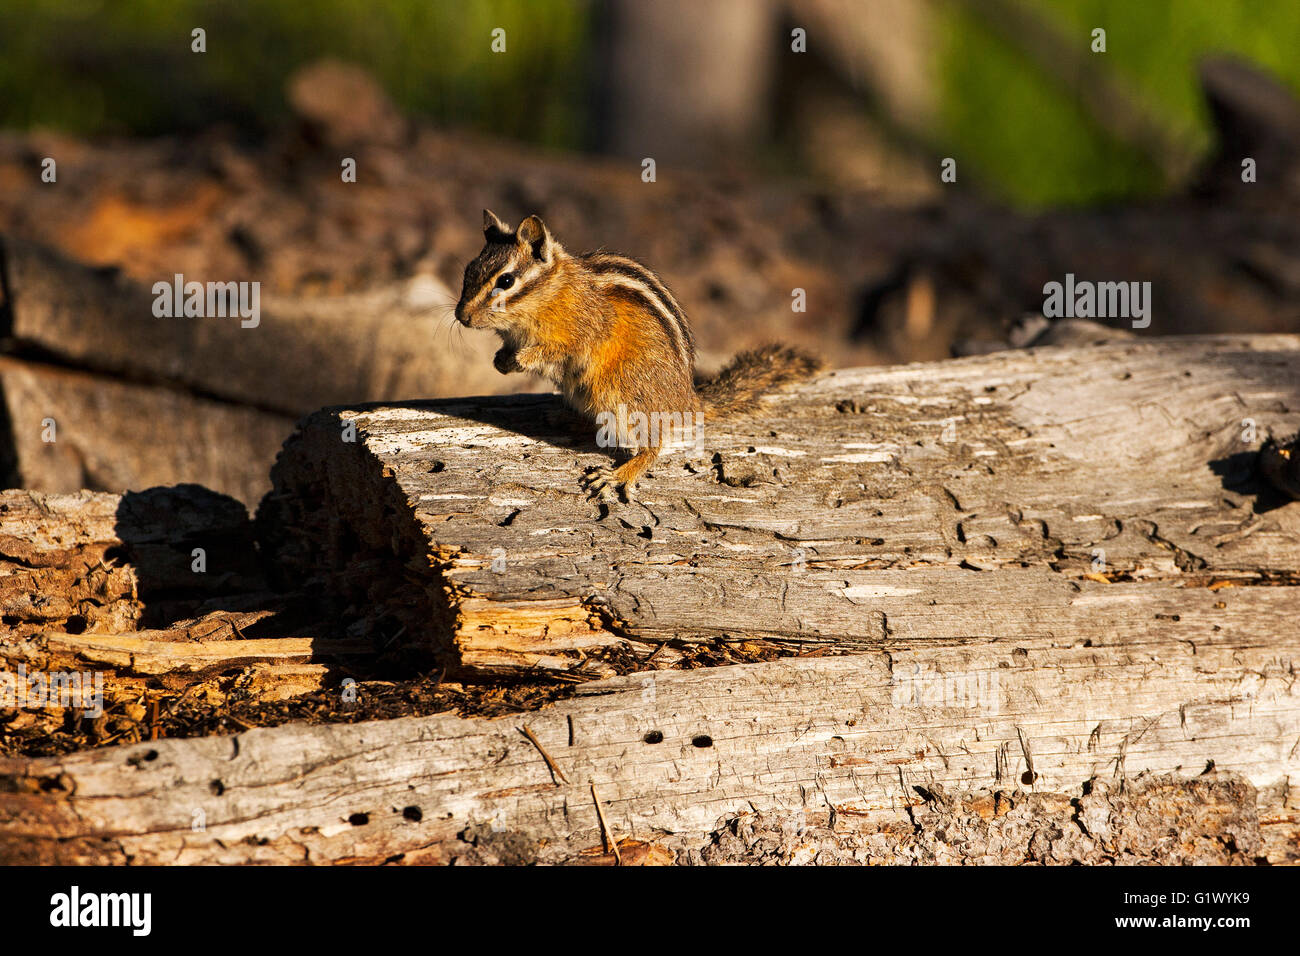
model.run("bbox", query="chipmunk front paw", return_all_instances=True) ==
[493,344,523,375]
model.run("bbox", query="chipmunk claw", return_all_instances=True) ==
[581,465,624,503]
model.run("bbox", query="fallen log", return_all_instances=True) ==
[0,236,509,419]
[2,337,1298,864]
[0,648,1295,863]
[0,356,292,506]
[260,334,1300,680]
[0,486,366,757]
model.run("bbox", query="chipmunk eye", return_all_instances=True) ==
[495,273,515,290]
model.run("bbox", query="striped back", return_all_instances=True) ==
[581,253,696,376]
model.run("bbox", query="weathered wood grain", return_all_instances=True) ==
[0,487,357,708]
[1,631,367,681]
[0,486,265,635]
[260,335,1300,679]
[1,635,1295,864]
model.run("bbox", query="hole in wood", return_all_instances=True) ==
[692,734,713,748]
[403,806,422,822]
[643,731,664,744]
[126,749,160,769]
[348,812,370,826]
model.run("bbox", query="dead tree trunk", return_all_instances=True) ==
[2,336,1298,864]
[261,334,1300,679]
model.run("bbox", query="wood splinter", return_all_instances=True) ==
[591,784,621,865]
[519,724,568,784]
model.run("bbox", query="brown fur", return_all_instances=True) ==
[456,211,822,499]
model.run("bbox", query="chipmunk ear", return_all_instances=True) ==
[483,208,512,239]
[517,215,553,262]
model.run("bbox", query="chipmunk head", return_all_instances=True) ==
[455,209,562,329]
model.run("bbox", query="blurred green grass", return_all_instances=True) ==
[2,0,1298,207]
[0,0,592,148]
[941,0,1300,205]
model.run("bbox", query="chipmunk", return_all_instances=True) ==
[455,209,822,501]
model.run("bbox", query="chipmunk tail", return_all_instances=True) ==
[697,343,824,417]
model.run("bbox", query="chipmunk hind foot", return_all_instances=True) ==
[580,448,659,503]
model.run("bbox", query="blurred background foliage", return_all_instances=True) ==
[942,0,1300,204]
[0,0,593,147]
[1,0,1298,207]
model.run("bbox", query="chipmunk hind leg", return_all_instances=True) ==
[613,446,659,488]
